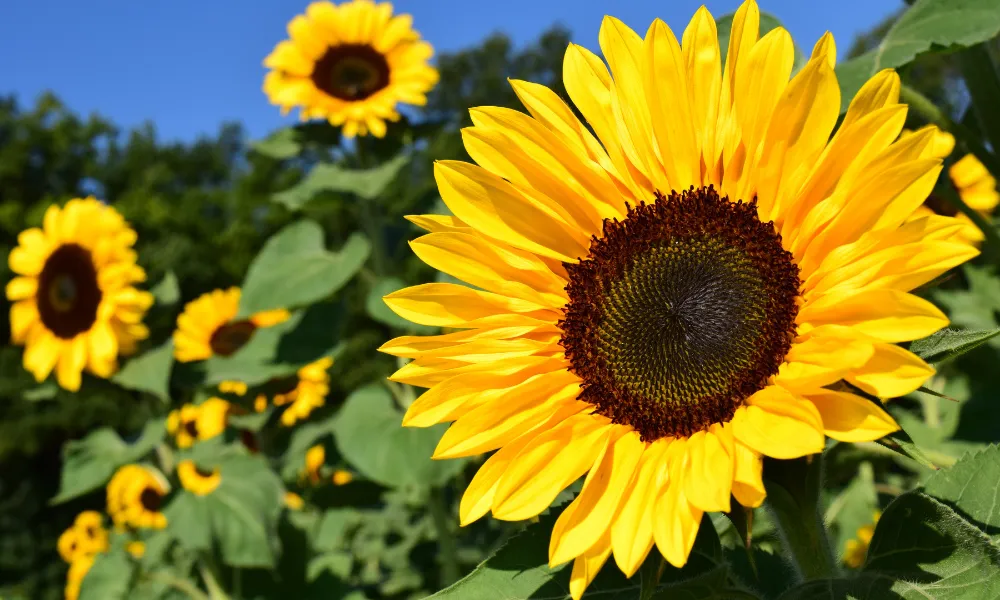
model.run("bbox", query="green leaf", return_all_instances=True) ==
[716,11,806,72]
[307,552,354,581]
[281,412,337,480]
[201,302,344,387]
[251,128,301,160]
[238,220,370,317]
[874,420,940,470]
[836,0,1000,113]
[79,550,133,600]
[332,384,467,489]
[430,510,737,599]
[777,492,1000,599]
[52,419,166,504]
[365,277,435,333]
[165,454,284,568]
[908,327,1000,364]
[924,445,1000,543]
[149,271,180,306]
[314,508,362,552]
[112,340,174,402]
[273,154,410,210]
[935,266,1000,331]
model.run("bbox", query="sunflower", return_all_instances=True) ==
[127,541,146,559]
[272,357,334,426]
[178,459,222,496]
[173,287,289,363]
[913,130,999,243]
[304,444,325,484]
[284,492,306,510]
[107,464,168,530]
[57,511,109,564]
[6,197,154,391]
[333,469,354,485]
[166,398,230,448]
[843,510,881,568]
[379,2,978,596]
[64,554,95,600]
[263,0,438,138]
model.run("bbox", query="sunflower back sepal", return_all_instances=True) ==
[906,326,1000,365]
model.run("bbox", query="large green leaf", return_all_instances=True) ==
[777,492,1000,599]
[238,220,370,317]
[79,549,133,600]
[836,0,1000,113]
[273,154,410,210]
[52,419,166,504]
[314,508,362,552]
[111,340,174,402]
[909,328,1000,364]
[332,384,466,489]
[430,510,741,599]
[716,11,806,72]
[165,454,284,568]
[924,445,1000,544]
[199,302,344,387]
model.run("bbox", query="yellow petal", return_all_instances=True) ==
[731,439,765,508]
[810,31,837,68]
[611,440,668,577]
[776,327,875,391]
[805,390,900,442]
[380,326,551,358]
[10,300,39,343]
[798,289,947,343]
[491,414,612,521]
[732,27,794,164]
[569,533,613,600]
[549,429,644,566]
[6,277,37,301]
[681,6,722,165]
[24,330,61,383]
[56,335,88,392]
[840,69,900,134]
[683,429,733,513]
[847,343,935,398]
[383,282,556,328]
[653,443,704,568]
[731,386,825,459]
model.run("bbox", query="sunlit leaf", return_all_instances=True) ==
[112,340,174,402]
[924,444,1000,544]
[273,154,410,210]
[909,327,1000,364]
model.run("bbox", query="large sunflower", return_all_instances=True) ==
[263,0,438,138]
[173,287,288,362]
[107,464,168,530]
[379,2,978,596]
[6,197,154,391]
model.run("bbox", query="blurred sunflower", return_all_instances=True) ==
[379,1,977,596]
[57,511,108,563]
[178,460,222,496]
[913,129,999,243]
[127,541,146,559]
[166,398,230,448]
[65,554,95,600]
[304,444,325,483]
[284,492,306,510]
[843,510,881,568]
[263,0,438,138]
[272,357,334,426]
[6,197,154,391]
[107,464,169,530]
[333,469,354,485]
[173,287,288,362]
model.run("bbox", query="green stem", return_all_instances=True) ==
[354,137,389,277]
[198,559,231,600]
[142,572,210,600]
[428,487,461,587]
[638,556,666,600]
[764,454,838,581]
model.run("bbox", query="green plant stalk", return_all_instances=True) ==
[638,556,666,600]
[428,487,461,587]
[199,559,231,600]
[764,455,838,581]
[354,137,390,277]
[957,44,1000,162]
[143,572,211,600]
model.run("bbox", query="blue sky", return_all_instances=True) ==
[0,0,901,142]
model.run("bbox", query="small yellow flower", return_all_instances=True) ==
[263,0,439,138]
[6,197,154,391]
[843,510,881,568]
[304,445,325,484]
[57,511,108,564]
[173,287,288,362]
[284,492,305,510]
[64,554,95,600]
[177,460,222,496]
[274,357,334,426]
[332,469,353,486]
[107,464,169,530]
[166,398,230,448]
[127,541,146,559]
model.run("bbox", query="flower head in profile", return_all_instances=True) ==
[304,444,326,484]
[914,129,999,244]
[843,510,881,568]
[173,287,288,363]
[379,1,977,596]
[271,357,334,426]
[166,398,230,448]
[178,460,222,496]
[6,197,154,390]
[263,0,438,137]
[107,464,169,530]
[57,511,109,564]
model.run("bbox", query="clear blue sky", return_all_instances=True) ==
[0,0,901,142]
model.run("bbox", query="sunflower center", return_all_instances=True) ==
[312,44,390,101]
[139,487,162,512]
[37,244,102,339]
[923,194,959,217]
[209,321,256,357]
[560,186,801,442]
[194,465,217,478]
[183,419,199,438]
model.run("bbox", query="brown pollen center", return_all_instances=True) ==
[311,44,391,101]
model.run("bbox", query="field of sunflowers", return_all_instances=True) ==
[4,0,1000,599]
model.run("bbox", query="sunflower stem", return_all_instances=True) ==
[638,556,666,600]
[354,138,390,277]
[763,454,838,582]
[198,558,231,600]
[428,486,461,587]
